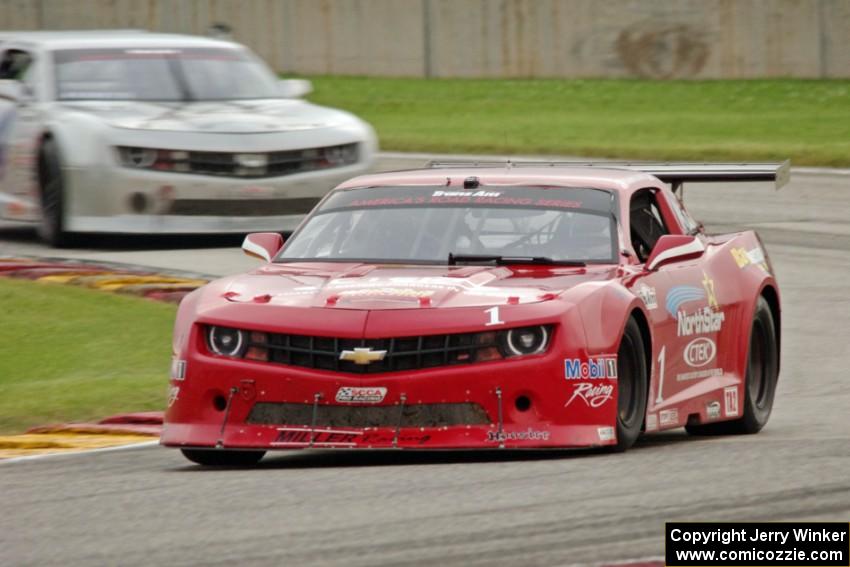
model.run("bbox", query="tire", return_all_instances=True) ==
[36,138,73,247]
[180,448,266,467]
[686,296,779,436]
[611,317,648,452]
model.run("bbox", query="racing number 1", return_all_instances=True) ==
[484,306,504,326]
[655,346,666,404]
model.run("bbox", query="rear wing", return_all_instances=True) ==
[426,160,791,192]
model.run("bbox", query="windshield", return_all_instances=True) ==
[53,47,280,101]
[279,186,618,264]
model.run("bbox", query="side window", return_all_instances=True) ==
[0,49,33,81]
[629,189,669,262]
[667,192,700,235]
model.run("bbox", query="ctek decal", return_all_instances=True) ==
[706,400,722,420]
[335,386,387,404]
[684,337,716,368]
[724,386,739,417]
[665,286,706,317]
[597,427,615,442]
[636,283,658,310]
[659,408,679,426]
[273,427,362,446]
[645,413,658,432]
[564,357,617,380]
[486,428,550,443]
[677,307,725,337]
[565,383,614,408]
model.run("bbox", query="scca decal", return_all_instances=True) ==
[564,357,617,380]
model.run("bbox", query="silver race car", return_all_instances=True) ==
[0,30,377,246]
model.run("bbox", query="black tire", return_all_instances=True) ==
[36,138,73,247]
[180,448,266,467]
[611,317,648,452]
[686,296,779,436]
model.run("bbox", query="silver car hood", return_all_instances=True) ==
[58,99,350,134]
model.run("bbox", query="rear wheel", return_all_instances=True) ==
[180,448,266,467]
[686,296,779,435]
[36,138,73,247]
[612,317,648,451]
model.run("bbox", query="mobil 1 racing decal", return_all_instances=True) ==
[666,272,725,337]
[565,382,614,408]
[564,356,617,380]
[564,356,617,409]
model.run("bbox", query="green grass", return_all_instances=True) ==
[307,77,850,167]
[0,278,175,434]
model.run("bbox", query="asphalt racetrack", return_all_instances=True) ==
[1,154,849,566]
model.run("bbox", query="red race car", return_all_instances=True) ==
[162,161,788,465]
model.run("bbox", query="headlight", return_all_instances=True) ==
[502,326,549,357]
[119,147,158,168]
[208,326,245,357]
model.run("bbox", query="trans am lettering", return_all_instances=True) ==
[677,307,725,336]
[565,383,614,408]
[564,357,617,380]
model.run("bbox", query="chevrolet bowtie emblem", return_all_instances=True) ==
[339,347,387,365]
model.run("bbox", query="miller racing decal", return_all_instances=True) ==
[273,427,362,446]
[335,386,387,404]
[564,357,617,380]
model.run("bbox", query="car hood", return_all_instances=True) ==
[57,99,352,133]
[216,263,618,310]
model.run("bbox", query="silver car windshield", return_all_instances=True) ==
[53,47,280,101]
[279,186,618,264]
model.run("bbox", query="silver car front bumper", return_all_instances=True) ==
[63,160,370,234]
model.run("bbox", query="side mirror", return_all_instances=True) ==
[645,234,704,271]
[278,78,312,98]
[0,80,23,101]
[242,232,284,262]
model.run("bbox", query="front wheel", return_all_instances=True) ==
[686,295,779,435]
[611,317,648,452]
[180,448,266,467]
[36,138,74,247]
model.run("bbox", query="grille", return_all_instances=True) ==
[118,143,359,179]
[246,402,491,428]
[168,197,320,216]
[248,331,502,374]
[184,143,358,178]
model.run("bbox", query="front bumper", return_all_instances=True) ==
[162,336,619,450]
[63,160,371,234]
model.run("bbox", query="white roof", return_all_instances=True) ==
[0,30,239,51]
